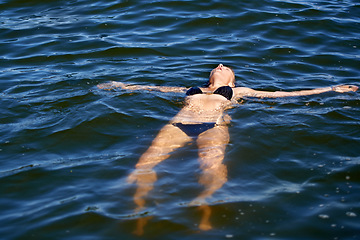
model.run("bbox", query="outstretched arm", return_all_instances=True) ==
[233,84,358,99]
[97,81,187,93]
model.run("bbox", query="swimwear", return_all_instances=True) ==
[186,86,203,96]
[186,86,233,100]
[172,122,216,137]
[177,86,231,137]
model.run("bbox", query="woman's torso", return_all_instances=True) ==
[171,92,232,124]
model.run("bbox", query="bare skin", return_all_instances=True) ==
[97,64,358,234]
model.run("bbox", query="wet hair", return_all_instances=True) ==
[228,67,236,86]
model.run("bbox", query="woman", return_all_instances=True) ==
[97,64,357,233]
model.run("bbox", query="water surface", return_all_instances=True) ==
[1,0,359,239]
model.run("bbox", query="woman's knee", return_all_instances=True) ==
[199,163,227,186]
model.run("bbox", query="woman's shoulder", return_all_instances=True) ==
[232,87,255,97]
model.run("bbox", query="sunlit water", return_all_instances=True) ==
[1,0,359,239]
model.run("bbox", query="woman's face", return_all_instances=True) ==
[209,64,235,87]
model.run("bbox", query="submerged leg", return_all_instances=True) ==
[133,216,152,236]
[133,124,192,169]
[128,124,192,208]
[127,124,192,234]
[195,125,229,202]
[193,126,229,230]
[198,205,212,231]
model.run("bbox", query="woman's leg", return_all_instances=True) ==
[127,124,192,210]
[195,125,229,202]
[128,123,192,235]
[193,125,229,230]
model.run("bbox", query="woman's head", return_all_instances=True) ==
[208,64,236,88]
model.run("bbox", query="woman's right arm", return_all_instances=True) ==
[97,81,187,93]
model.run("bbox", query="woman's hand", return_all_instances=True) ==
[332,85,358,93]
[97,81,126,90]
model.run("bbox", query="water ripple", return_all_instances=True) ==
[1,0,360,239]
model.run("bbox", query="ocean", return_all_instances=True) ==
[0,0,359,239]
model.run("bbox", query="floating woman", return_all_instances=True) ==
[97,64,357,233]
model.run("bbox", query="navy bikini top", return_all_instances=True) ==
[186,86,233,100]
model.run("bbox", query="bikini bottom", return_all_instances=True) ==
[172,122,216,138]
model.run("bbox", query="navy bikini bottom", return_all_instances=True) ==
[172,122,216,137]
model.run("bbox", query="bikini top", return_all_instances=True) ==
[186,86,233,100]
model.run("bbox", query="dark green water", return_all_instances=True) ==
[1,0,359,239]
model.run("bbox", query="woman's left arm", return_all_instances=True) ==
[233,84,358,99]
[97,81,187,93]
